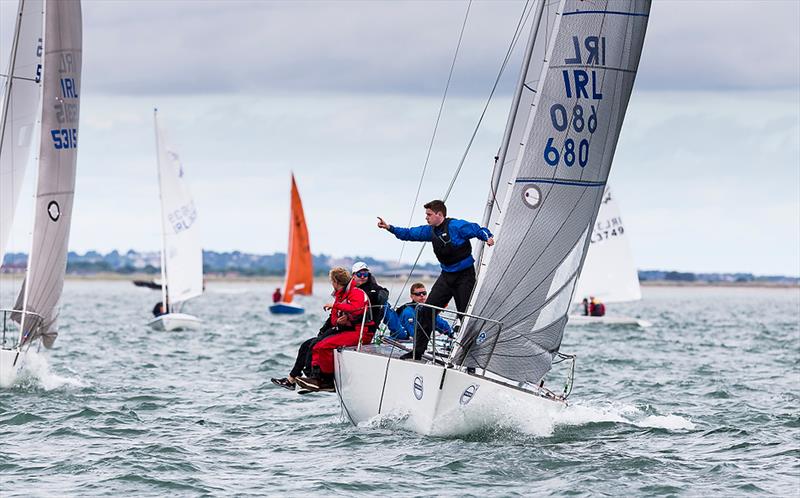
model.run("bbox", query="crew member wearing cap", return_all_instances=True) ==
[350,261,389,332]
[377,199,493,360]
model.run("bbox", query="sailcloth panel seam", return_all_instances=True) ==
[475,179,592,322]
[562,10,648,18]
[489,199,590,328]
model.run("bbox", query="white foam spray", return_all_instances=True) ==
[0,348,86,390]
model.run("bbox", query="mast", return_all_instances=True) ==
[475,0,547,270]
[280,173,293,300]
[0,0,27,158]
[153,108,168,313]
[17,0,45,346]
[480,0,546,228]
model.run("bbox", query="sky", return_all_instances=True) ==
[1,0,798,276]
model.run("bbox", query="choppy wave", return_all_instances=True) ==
[0,281,797,496]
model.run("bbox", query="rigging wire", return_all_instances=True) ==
[389,0,473,304]
[391,0,535,304]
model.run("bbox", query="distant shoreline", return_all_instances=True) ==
[1,273,796,289]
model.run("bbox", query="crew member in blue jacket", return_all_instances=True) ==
[378,199,493,359]
[395,282,452,340]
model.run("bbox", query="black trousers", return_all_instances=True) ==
[412,265,476,359]
[289,326,340,378]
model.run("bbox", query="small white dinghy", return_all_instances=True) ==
[147,110,204,331]
[147,312,202,332]
[569,186,650,328]
[0,0,82,385]
[334,0,651,434]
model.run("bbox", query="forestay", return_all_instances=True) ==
[0,0,43,264]
[455,0,651,384]
[573,186,641,303]
[12,0,82,348]
[154,111,203,305]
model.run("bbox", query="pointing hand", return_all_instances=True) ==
[377,217,390,230]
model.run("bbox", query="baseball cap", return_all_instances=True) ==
[351,261,369,273]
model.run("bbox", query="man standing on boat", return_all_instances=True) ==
[377,199,493,359]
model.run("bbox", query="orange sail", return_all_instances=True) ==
[281,174,313,303]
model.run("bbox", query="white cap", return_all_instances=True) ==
[351,261,369,273]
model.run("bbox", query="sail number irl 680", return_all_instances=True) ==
[543,35,606,169]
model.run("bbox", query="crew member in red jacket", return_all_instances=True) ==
[295,267,373,391]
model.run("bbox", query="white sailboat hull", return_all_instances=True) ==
[147,313,202,331]
[334,347,566,436]
[568,314,652,327]
[0,348,21,386]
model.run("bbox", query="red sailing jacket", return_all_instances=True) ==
[330,281,372,330]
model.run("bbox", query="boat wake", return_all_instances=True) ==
[359,398,695,439]
[558,401,696,432]
[1,350,86,390]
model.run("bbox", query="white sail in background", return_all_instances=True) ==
[12,0,82,348]
[573,186,641,303]
[0,0,44,265]
[154,111,203,306]
[455,0,651,384]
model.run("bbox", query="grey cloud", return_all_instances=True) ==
[5,0,792,97]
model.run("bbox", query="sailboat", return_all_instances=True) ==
[569,185,651,326]
[334,0,651,434]
[269,174,313,314]
[0,0,82,384]
[146,110,204,331]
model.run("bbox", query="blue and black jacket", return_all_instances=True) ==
[388,218,493,272]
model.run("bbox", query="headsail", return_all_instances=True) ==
[478,0,561,253]
[281,174,313,303]
[0,0,44,265]
[154,111,203,306]
[12,0,81,348]
[455,0,651,384]
[573,186,641,303]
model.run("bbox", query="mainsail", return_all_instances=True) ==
[573,185,641,303]
[154,110,203,307]
[455,0,651,384]
[281,174,313,303]
[0,0,43,265]
[12,0,82,348]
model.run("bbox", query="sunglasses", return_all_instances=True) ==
[354,271,370,278]
[411,291,427,296]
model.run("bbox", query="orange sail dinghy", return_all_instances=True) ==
[269,174,313,314]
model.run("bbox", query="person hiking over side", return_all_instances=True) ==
[377,199,493,359]
[295,267,372,392]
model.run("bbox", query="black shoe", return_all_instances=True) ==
[296,376,335,392]
[271,377,296,391]
[399,352,413,361]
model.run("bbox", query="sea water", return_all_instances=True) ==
[1,280,797,496]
